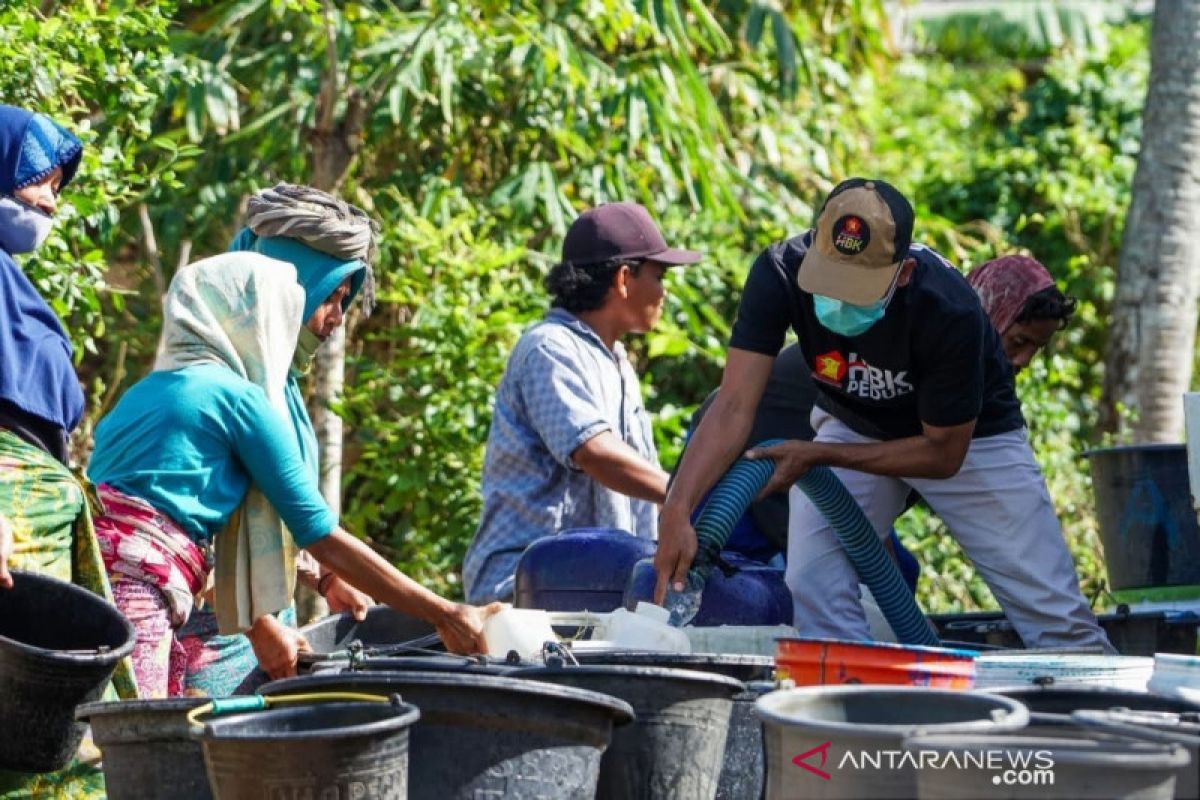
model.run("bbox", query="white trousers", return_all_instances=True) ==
[785,409,1113,652]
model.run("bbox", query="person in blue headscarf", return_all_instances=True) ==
[88,184,503,698]
[0,103,85,585]
[0,103,136,800]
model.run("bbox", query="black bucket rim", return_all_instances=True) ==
[568,650,775,682]
[260,670,636,725]
[76,697,210,722]
[756,685,1029,735]
[511,663,747,694]
[1072,708,1200,745]
[1083,443,1186,459]
[332,654,514,672]
[296,606,440,660]
[0,569,136,665]
[194,698,420,743]
[987,683,1200,711]
[904,732,1192,768]
[572,650,773,668]
[936,640,1010,652]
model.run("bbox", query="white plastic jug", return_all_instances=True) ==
[606,602,692,654]
[482,608,556,660]
[1147,652,1200,704]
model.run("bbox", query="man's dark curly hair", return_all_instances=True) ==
[1015,286,1077,331]
[545,257,645,313]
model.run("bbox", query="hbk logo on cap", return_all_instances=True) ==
[798,178,915,306]
[832,214,870,255]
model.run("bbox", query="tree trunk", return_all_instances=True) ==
[311,327,346,514]
[293,148,350,625]
[1100,1,1200,443]
[293,74,366,626]
[306,107,364,515]
[293,6,376,623]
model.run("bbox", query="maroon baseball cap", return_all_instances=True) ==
[561,202,702,267]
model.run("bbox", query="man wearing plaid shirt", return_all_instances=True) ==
[463,203,702,603]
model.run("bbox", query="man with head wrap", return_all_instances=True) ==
[88,184,503,698]
[967,254,1076,374]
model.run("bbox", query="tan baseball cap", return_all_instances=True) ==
[797,178,915,306]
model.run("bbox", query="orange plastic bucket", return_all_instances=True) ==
[776,637,977,688]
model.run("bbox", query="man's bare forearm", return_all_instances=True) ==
[573,431,668,503]
[808,434,968,479]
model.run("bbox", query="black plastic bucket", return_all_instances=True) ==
[513,664,744,800]
[991,683,1200,775]
[193,696,419,800]
[567,651,772,800]
[76,698,212,800]
[994,684,1200,796]
[1086,444,1200,591]
[1073,709,1200,800]
[261,671,634,799]
[569,650,773,682]
[297,606,439,671]
[0,569,136,772]
[720,680,775,800]
[904,732,1189,800]
[995,685,1200,716]
[931,609,1200,656]
[308,653,517,676]
[756,685,1029,800]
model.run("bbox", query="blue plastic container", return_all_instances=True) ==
[514,528,656,612]
[624,553,794,626]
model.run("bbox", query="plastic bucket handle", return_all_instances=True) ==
[1071,709,1200,746]
[186,691,395,731]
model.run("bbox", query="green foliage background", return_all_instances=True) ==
[1,1,1151,609]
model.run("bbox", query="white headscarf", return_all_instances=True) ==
[157,252,307,633]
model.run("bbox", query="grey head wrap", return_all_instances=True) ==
[243,183,380,315]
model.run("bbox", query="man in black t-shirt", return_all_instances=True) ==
[657,178,1111,651]
[682,344,921,590]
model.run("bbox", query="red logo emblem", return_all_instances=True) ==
[814,350,847,384]
[792,741,832,780]
[832,214,870,255]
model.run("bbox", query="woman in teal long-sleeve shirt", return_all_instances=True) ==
[90,363,336,547]
[90,185,501,698]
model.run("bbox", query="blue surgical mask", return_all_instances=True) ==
[812,266,902,336]
[0,196,54,255]
[813,294,887,336]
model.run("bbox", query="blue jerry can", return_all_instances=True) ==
[624,553,793,626]
[514,528,656,612]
